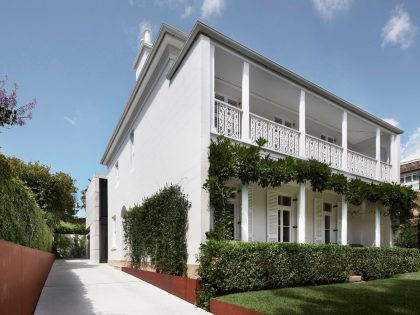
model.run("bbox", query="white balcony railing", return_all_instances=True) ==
[347,150,377,179]
[380,162,392,182]
[250,113,300,156]
[305,135,343,169]
[215,100,242,139]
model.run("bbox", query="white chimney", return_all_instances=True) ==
[143,28,151,45]
[133,28,153,80]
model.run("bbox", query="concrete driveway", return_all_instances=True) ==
[35,260,209,315]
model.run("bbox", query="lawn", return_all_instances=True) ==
[217,271,420,315]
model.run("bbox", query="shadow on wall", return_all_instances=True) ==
[34,260,96,315]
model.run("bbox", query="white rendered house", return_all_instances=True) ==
[100,22,402,270]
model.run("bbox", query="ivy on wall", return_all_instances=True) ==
[203,136,417,240]
[123,184,190,276]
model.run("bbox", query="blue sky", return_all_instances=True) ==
[1,0,419,216]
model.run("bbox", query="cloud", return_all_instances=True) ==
[200,0,225,19]
[312,0,353,20]
[181,5,194,19]
[381,4,417,49]
[401,127,420,160]
[383,118,400,127]
[64,116,77,126]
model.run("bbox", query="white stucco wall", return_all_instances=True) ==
[106,36,211,265]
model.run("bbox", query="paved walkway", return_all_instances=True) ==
[35,259,209,315]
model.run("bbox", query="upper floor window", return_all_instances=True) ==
[115,161,119,187]
[130,130,135,171]
[274,116,294,129]
[215,93,241,108]
[321,134,336,144]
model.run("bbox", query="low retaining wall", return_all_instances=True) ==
[122,267,200,304]
[210,298,267,315]
[0,240,55,315]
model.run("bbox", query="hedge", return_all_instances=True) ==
[0,153,53,251]
[54,220,87,235]
[123,184,190,276]
[196,240,420,308]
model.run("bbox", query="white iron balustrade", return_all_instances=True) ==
[347,150,377,179]
[250,114,300,156]
[305,135,343,169]
[380,162,392,182]
[215,100,242,139]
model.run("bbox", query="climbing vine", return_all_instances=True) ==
[203,136,417,240]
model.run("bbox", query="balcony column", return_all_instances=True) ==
[241,184,249,241]
[376,127,381,180]
[241,61,250,141]
[390,134,400,182]
[297,183,306,243]
[341,196,348,245]
[375,205,381,247]
[210,44,216,133]
[341,111,348,171]
[299,90,306,158]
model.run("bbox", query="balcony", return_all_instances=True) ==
[249,113,299,157]
[213,104,393,182]
[211,44,397,183]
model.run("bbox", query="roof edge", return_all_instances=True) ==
[100,24,188,165]
[167,21,403,135]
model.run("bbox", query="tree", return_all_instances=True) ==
[7,157,78,226]
[0,76,36,128]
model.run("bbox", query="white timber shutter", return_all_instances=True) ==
[267,189,278,242]
[248,185,254,241]
[337,202,342,244]
[314,198,323,244]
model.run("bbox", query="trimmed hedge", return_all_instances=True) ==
[123,184,190,276]
[196,240,420,308]
[54,221,87,235]
[0,153,53,251]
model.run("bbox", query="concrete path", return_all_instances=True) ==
[35,259,209,315]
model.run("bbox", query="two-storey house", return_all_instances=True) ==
[100,22,402,271]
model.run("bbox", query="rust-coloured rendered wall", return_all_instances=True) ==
[0,240,55,315]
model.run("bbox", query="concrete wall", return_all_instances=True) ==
[85,175,104,264]
[0,240,55,315]
[106,35,211,265]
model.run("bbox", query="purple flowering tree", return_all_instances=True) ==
[0,76,36,128]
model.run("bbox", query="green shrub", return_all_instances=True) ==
[53,234,86,258]
[54,221,87,234]
[196,240,420,308]
[123,184,190,276]
[0,154,53,251]
[395,223,418,248]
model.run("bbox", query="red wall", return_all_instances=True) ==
[0,240,55,315]
[210,298,267,315]
[122,267,200,304]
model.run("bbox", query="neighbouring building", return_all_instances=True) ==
[401,152,420,191]
[85,175,108,263]
[401,150,420,219]
[99,22,402,272]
